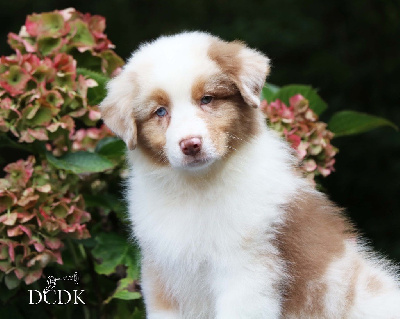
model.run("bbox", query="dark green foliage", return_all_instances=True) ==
[328,111,398,137]
[77,68,109,106]
[46,151,116,174]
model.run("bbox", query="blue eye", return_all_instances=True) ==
[156,107,168,117]
[200,96,213,105]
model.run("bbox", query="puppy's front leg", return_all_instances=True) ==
[213,260,282,319]
[141,260,180,319]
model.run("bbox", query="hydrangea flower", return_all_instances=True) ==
[261,94,337,180]
[7,8,123,76]
[0,156,90,285]
[0,50,100,148]
[72,125,113,152]
[0,8,120,154]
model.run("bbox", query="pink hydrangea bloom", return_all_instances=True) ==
[8,8,123,76]
[0,156,91,285]
[261,94,337,181]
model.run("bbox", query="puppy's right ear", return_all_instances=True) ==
[99,72,137,150]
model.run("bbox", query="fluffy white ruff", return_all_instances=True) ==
[128,127,298,318]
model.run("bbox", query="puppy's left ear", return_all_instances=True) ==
[99,72,138,150]
[209,39,270,108]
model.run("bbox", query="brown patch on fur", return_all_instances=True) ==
[208,39,243,82]
[191,73,261,157]
[191,74,241,103]
[191,75,239,103]
[208,39,269,108]
[135,88,171,166]
[141,261,178,313]
[366,274,384,294]
[137,119,168,166]
[278,190,355,317]
[197,90,261,158]
[206,74,239,98]
[148,88,170,108]
[192,77,206,101]
[207,39,250,108]
[202,39,270,156]
[191,74,239,102]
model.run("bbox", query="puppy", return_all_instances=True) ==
[100,32,400,318]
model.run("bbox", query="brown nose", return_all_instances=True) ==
[180,137,202,156]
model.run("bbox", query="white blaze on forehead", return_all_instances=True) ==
[167,102,208,141]
[125,32,221,101]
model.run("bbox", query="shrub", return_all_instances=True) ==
[0,8,133,318]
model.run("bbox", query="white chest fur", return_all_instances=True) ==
[128,130,298,262]
[127,130,303,318]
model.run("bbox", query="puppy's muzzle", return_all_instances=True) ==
[180,137,202,156]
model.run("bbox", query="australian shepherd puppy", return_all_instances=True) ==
[100,32,400,318]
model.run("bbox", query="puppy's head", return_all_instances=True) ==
[100,32,270,171]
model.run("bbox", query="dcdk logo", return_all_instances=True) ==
[28,272,85,305]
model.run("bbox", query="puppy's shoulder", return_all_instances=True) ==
[277,189,355,313]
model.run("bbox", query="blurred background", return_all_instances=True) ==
[1,0,399,261]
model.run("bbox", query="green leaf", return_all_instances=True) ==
[84,193,126,219]
[95,136,126,159]
[272,84,328,115]
[328,110,398,137]
[4,272,20,290]
[112,301,144,319]
[99,50,125,76]
[112,301,134,319]
[105,278,141,303]
[77,68,109,106]
[0,134,33,152]
[261,83,279,102]
[73,50,102,73]
[46,151,115,174]
[132,307,146,319]
[93,233,141,304]
[91,233,140,276]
